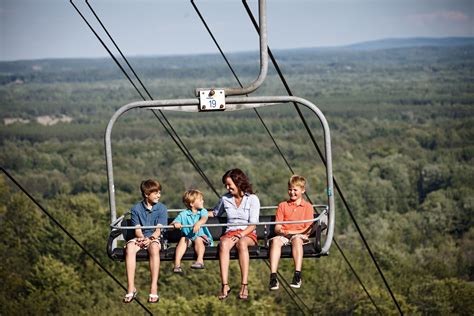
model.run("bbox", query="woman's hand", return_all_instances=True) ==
[231,233,243,242]
[173,222,182,229]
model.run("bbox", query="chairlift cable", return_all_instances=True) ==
[69,0,146,100]
[243,2,400,314]
[190,0,297,189]
[0,167,153,315]
[83,0,219,198]
[85,0,153,100]
[190,1,316,310]
[71,0,219,197]
[263,259,311,315]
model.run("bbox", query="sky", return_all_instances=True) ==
[0,0,473,61]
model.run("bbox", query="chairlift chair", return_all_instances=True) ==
[105,0,335,262]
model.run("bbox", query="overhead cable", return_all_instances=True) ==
[82,0,218,197]
[70,0,219,197]
[190,1,313,312]
[243,1,400,314]
[1,167,153,315]
[191,1,382,313]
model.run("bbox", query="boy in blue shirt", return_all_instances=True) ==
[172,189,213,272]
[123,179,167,304]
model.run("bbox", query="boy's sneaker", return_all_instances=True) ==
[290,274,302,288]
[269,278,279,290]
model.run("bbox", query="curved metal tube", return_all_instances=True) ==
[105,95,335,254]
[194,0,268,96]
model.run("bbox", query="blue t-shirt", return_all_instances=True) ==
[173,208,214,245]
[130,200,168,238]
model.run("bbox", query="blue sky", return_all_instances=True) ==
[1,0,473,61]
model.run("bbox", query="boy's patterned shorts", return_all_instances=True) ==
[271,234,310,246]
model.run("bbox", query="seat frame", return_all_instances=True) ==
[107,215,326,262]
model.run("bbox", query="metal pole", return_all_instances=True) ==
[194,0,268,96]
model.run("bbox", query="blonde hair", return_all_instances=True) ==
[288,175,306,189]
[183,189,204,209]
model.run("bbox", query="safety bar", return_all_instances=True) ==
[105,96,335,254]
[194,0,267,96]
[111,210,326,231]
[166,204,328,213]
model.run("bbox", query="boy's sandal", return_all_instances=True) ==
[218,283,231,300]
[148,293,160,304]
[191,262,205,269]
[123,289,137,303]
[239,283,249,300]
[173,266,183,273]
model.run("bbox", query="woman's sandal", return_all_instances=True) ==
[239,283,248,300]
[148,293,160,304]
[123,289,137,304]
[218,283,231,300]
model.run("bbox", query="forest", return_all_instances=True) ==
[0,39,473,315]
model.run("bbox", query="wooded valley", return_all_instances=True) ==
[1,40,473,315]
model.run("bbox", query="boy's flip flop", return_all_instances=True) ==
[148,293,160,303]
[123,289,137,303]
[191,262,205,269]
[173,266,183,273]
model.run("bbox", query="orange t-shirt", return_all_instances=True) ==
[275,199,314,235]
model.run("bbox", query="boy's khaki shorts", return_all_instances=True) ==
[271,234,310,246]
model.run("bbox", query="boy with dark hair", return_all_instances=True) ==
[123,179,168,304]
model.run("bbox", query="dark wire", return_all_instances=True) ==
[0,167,153,315]
[192,0,383,313]
[190,0,296,190]
[82,0,218,197]
[243,1,401,315]
[190,1,312,312]
[70,0,219,197]
[263,259,311,316]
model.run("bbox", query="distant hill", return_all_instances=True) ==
[1,37,473,85]
[342,37,474,51]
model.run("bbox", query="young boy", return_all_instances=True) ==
[123,179,168,304]
[172,189,213,272]
[269,175,314,290]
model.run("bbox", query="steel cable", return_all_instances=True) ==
[1,167,153,315]
[243,1,400,314]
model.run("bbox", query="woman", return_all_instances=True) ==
[211,168,260,300]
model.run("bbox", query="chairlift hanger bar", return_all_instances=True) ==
[194,0,268,97]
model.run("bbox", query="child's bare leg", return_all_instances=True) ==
[174,237,187,268]
[291,237,304,271]
[148,242,161,295]
[269,238,284,273]
[125,242,140,293]
[194,237,205,263]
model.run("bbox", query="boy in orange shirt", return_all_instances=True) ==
[269,175,314,290]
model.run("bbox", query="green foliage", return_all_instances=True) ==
[1,43,473,314]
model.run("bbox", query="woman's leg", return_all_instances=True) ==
[236,237,256,298]
[218,238,236,298]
